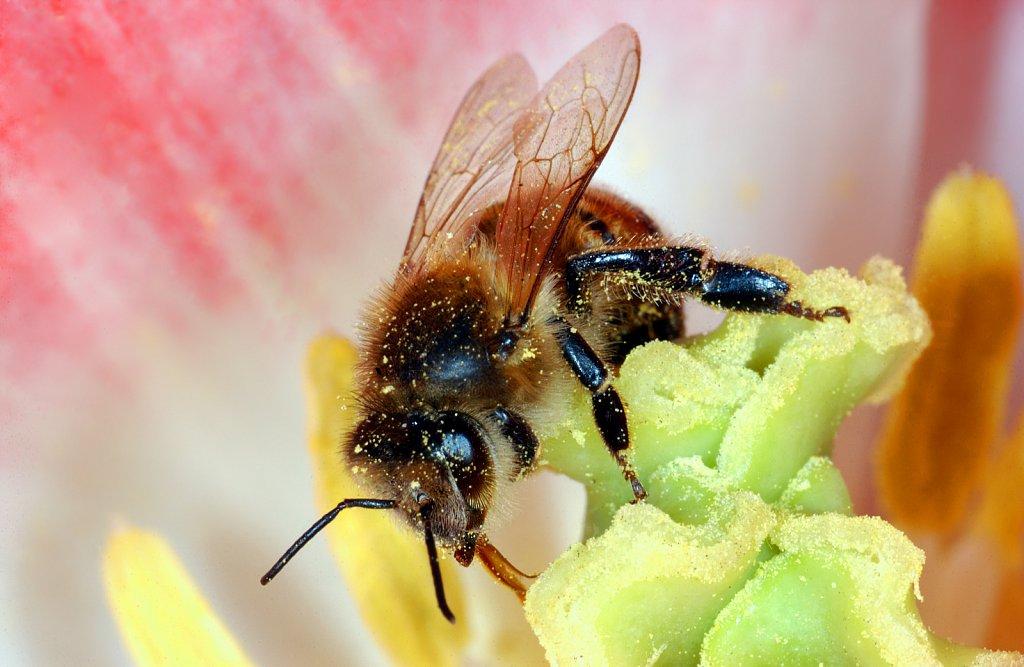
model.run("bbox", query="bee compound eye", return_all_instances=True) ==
[428,413,478,460]
[440,429,474,465]
[427,412,493,494]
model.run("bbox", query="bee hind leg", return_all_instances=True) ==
[699,260,850,322]
[565,246,705,314]
[565,247,849,322]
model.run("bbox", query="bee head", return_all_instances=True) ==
[346,410,495,546]
[261,408,495,624]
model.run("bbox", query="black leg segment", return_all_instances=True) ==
[701,260,849,321]
[553,318,647,501]
[565,246,849,323]
[592,385,628,453]
[554,319,608,391]
[565,247,705,313]
[594,385,647,501]
[699,260,789,312]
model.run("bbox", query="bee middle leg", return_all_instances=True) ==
[552,317,647,502]
[565,247,849,321]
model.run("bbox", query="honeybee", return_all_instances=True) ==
[262,24,848,622]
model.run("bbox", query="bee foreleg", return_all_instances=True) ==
[552,317,647,502]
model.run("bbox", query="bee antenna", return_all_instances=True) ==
[260,498,396,585]
[420,501,456,623]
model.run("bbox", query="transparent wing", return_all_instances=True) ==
[496,24,640,324]
[401,55,538,272]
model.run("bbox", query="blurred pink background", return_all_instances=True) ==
[2,1,1022,664]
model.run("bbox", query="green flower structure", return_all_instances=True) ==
[525,256,1019,666]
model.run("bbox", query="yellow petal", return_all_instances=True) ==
[877,170,1022,532]
[103,526,254,667]
[304,335,468,667]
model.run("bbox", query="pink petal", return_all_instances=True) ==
[5,1,1005,663]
